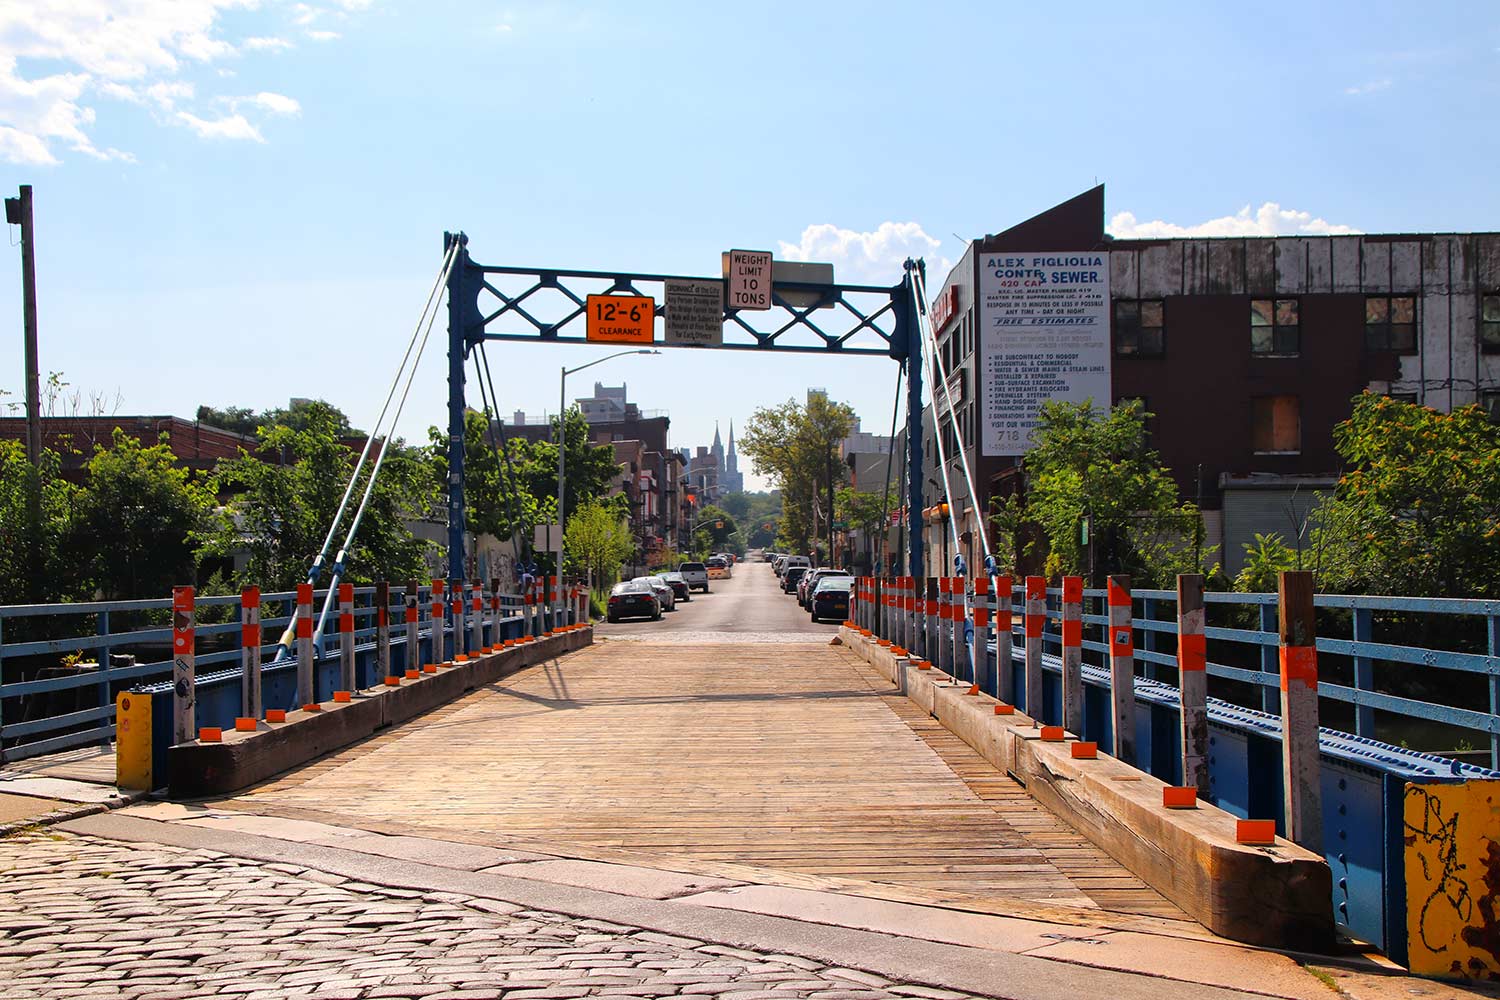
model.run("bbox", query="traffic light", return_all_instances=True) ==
[715,520,723,529]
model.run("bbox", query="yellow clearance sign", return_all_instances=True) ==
[586,294,655,344]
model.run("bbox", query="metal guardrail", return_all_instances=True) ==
[0,583,556,764]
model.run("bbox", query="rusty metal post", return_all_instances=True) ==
[172,586,196,744]
[295,582,314,706]
[994,575,1014,704]
[1177,574,1209,796]
[338,583,355,692]
[1278,571,1322,850]
[375,581,390,685]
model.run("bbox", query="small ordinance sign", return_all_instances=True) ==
[586,294,655,344]
[664,279,723,346]
[728,249,772,310]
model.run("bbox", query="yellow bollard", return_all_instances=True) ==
[115,692,152,791]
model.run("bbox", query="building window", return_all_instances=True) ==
[1252,396,1301,454]
[1388,392,1419,405]
[1114,300,1164,357]
[1482,294,1500,354]
[1482,391,1500,423]
[1251,298,1299,356]
[1365,295,1417,353]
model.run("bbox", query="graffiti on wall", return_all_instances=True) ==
[1404,781,1500,981]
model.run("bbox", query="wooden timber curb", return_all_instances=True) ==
[839,625,1333,950]
[168,627,594,799]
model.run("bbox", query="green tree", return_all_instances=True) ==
[204,402,433,588]
[0,440,76,606]
[690,504,738,556]
[993,399,1205,586]
[60,429,214,600]
[739,395,854,555]
[564,500,634,596]
[1315,395,1500,597]
[1235,533,1300,593]
[198,399,358,437]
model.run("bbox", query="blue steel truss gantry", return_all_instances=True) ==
[441,232,927,580]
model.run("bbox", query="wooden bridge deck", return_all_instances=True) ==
[224,636,1188,925]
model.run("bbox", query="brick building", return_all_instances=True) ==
[918,186,1500,576]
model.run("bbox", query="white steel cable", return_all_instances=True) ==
[913,267,993,561]
[310,247,457,648]
[275,240,460,656]
[913,284,965,569]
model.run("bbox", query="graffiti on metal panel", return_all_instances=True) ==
[1403,782,1500,981]
[1405,786,1473,953]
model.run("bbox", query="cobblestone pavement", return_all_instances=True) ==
[0,832,978,1000]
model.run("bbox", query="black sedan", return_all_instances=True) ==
[659,571,692,602]
[810,576,853,623]
[606,580,661,622]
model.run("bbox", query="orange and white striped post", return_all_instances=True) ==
[1023,576,1046,721]
[903,576,916,651]
[490,577,503,640]
[1177,574,1209,795]
[949,577,964,682]
[295,582,314,707]
[1061,576,1084,735]
[338,583,355,693]
[173,586,196,745]
[404,579,420,676]
[470,579,483,653]
[240,586,261,720]
[935,577,951,675]
[925,577,939,664]
[973,575,991,692]
[994,575,1014,704]
[1107,575,1135,764]
[375,581,391,686]
[1278,571,1322,850]
[430,578,446,662]
[450,579,465,656]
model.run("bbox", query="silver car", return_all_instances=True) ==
[634,575,676,612]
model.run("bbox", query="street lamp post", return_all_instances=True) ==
[556,348,659,621]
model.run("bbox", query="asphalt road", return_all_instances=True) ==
[595,560,841,638]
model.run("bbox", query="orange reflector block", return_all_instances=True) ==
[892,646,908,657]
[877,639,892,647]
[198,727,222,743]
[1070,741,1098,759]
[1163,786,1199,809]
[966,684,980,696]
[333,691,351,703]
[405,669,420,679]
[1237,819,1277,845]
[1039,726,1066,741]
[302,703,321,713]
[423,664,438,674]
[917,660,933,670]
[384,676,401,687]
[265,709,287,723]
[454,654,469,663]
[234,717,256,732]
[994,703,1015,715]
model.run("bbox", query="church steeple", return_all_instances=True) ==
[727,421,737,473]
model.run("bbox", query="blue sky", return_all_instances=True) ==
[2,1,1498,490]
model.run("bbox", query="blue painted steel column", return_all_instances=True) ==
[445,233,469,582]
[901,262,924,579]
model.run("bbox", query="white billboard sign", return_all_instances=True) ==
[979,252,1110,456]
[664,279,724,346]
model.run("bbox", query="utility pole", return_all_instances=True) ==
[5,185,41,465]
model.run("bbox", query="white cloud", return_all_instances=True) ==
[175,111,263,142]
[1344,79,1392,96]
[244,36,295,52]
[1107,203,1362,239]
[779,222,950,285]
[0,0,366,163]
[306,30,342,41]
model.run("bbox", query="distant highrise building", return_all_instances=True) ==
[722,421,744,493]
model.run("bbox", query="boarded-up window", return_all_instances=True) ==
[1252,396,1300,453]
[1251,298,1299,355]
[1366,295,1417,353]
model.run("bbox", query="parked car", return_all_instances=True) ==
[678,561,709,593]
[800,568,851,608]
[706,556,731,580]
[810,576,854,623]
[782,565,809,594]
[607,580,661,622]
[778,555,809,579]
[635,575,676,611]
[659,571,692,602]
[763,550,777,562]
